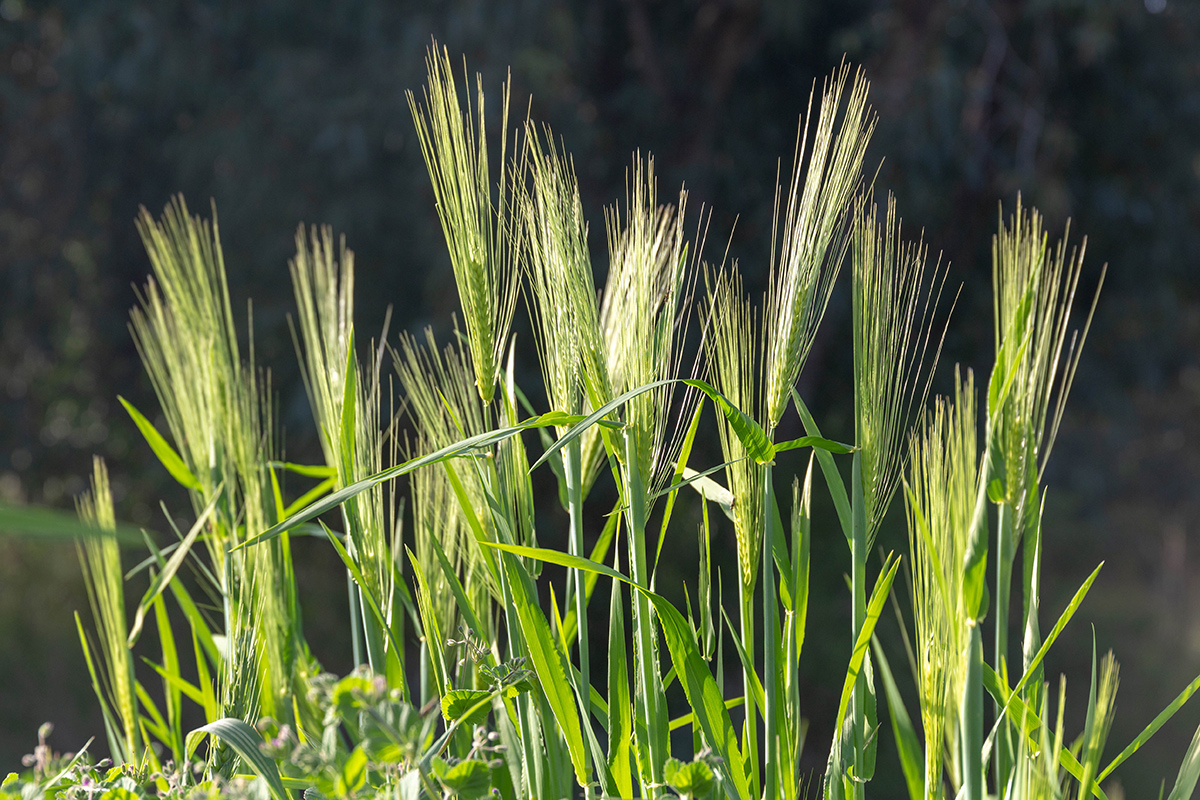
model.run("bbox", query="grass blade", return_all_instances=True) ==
[500,552,590,789]
[128,494,217,646]
[870,636,922,800]
[118,395,201,491]
[187,719,289,800]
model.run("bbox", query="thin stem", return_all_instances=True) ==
[564,437,594,800]
[623,429,666,798]
[763,456,779,800]
[739,579,760,800]
[960,622,984,800]
[348,570,363,668]
[993,501,1015,790]
[850,451,868,800]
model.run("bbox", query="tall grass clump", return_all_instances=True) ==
[10,37,1200,800]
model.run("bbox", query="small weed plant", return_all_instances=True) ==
[5,41,1200,800]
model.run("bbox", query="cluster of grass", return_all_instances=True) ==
[6,41,1200,800]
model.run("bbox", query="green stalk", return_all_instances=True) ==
[993,501,1015,789]
[347,571,364,668]
[762,455,779,800]
[622,429,666,798]
[739,580,760,800]
[960,623,983,800]
[563,436,594,800]
[850,451,868,800]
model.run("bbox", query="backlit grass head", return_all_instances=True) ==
[522,124,611,423]
[853,192,950,545]
[907,368,978,794]
[600,155,696,493]
[703,264,764,590]
[992,199,1102,538]
[764,63,874,430]
[407,41,521,406]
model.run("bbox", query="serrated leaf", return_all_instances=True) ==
[442,690,492,727]
[435,759,491,799]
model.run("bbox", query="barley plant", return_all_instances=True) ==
[9,38,1200,800]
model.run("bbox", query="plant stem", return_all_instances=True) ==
[960,622,984,800]
[993,500,1015,790]
[739,578,760,800]
[850,451,868,800]
[763,455,779,800]
[622,429,666,798]
[563,437,595,800]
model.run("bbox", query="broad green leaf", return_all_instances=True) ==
[267,461,337,479]
[428,534,490,654]
[441,689,493,726]
[682,378,774,464]
[407,548,447,698]
[981,664,1107,799]
[719,606,765,712]
[608,554,634,800]
[336,746,368,797]
[187,719,288,800]
[118,396,200,490]
[433,758,492,799]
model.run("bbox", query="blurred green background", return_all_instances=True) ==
[2,0,1198,795]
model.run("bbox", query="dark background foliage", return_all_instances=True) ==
[2,0,1198,794]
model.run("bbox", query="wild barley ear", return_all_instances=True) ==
[992,197,1104,539]
[393,325,493,586]
[764,63,875,430]
[599,154,700,497]
[407,40,521,406]
[702,264,764,591]
[521,123,613,494]
[289,224,355,469]
[522,124,610,420]
[852,192,952,546]
[289,226,394,647]
[76,456,139,762]
[906,367,978,794]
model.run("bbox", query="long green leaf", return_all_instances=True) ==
[981,664,1108,799]
[0,502,140,543]
[481,540,751,800]
[187,719,289,800]
[128,494,217,646]
[500,552,590,788]
[240,410,595,550]
[791,388,852,542]
[774,435,855,454]
[834,554,900,739]
[1167,722,1200,800]
[1099,670,1200,782]
[870,637,922,800]
[118,396,201,490]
